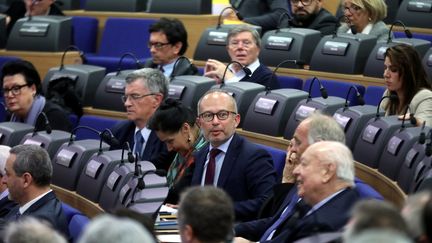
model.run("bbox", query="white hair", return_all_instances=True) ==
[0,145,11,175]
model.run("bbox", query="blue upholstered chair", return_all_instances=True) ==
[364,85,386,106]
[75,115,121,140]
[277,76,303,90]
[72,16,98,54]
[256,143,287,179]
[303,78,366,106]
[86,18,156,73]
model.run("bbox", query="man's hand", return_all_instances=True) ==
[234,237,253,243]
[204,59,234,83]
[282,140,299,183]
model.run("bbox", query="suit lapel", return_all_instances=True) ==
[191,144,210,185]
[22,191,55,216]
[217,134,240,187]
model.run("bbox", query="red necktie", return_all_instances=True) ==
[204,148,221,185]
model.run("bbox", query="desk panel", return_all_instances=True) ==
[64,10,218,58]
[0,50,82,78]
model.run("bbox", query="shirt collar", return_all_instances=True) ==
[19,189,52,214]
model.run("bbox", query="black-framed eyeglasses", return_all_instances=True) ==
[3,84,30,96]
[199,110,237,122]
[290,0,313,6]
[121,93,156,103]
[147,42,171,49]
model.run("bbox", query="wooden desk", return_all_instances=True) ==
[193,60,384,88]
[51,185,104,218]
[0,50,82,78]
[64,10,219,58]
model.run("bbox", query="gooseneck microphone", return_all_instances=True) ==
[343,85,365,111]
[115,52,143,76]
[220,60,251,87]
[306,77,328,102]
[128,168,167,207]
[275,10,293,33]
[67,125,100,145]
[120,142,134,165]
[60,45,86,70]
[217,7,243,29]
[375,93,398,120]
[425,130,432,157]
[387,20,412,44]
[33,112,51,135]
[98,129,119,155]
[170,56,193,80]
[268,59,305,94]
[419,121,427,144]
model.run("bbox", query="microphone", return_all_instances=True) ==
[275,10,293,33]
[425,130,432,157]
[375,93,398,120]
[419,121,427,144]
[60,45,86,70]
[128,168,167,207]
[170,56,193,80]
[116,52,144,75]
[400,105,411,130]
[98,128,119,155]
[343,85,365,111]
[217,6,243,29]
[120,142,134,165]
[410,113,418,126]
[387,20,412,44]
[268,59,305,94]
[67,125,100,145]
[220,60,251,88]
[33,112,51,135]
[306,77,328,103]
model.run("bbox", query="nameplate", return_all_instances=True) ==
[119,183,131,204]
[106,171,121,191]
[361,125,381,144]
[207,31,228,45]
[376,46,389,60]
[56,149,77,168]
[405,148,418,168]
[333,113,352,132]
[295,105,316,121]
[322,41,349,56]
[387,136,403,155]
[49,73,79,82]
[23,138,43,147]
[168,84,185,99]
[85,159,103,179]
[265,36,293,50]
[19,22,49,37]
[408,1,432,12]
[105,77,125,94]
[254,97,278,115]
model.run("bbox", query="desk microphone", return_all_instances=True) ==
[343,85,364,111]
[98,129,119,155]
[33,112,51,135]
[60,45,86,70]
[116,52,143,75]
[170,56,196,80]
[268,59,305,95]
[220,60,251,88]
[419,121,427,144]
[306,77,328,102]
[275,10,293,33]
[375,94,398,121]
[387,20,412,44]
[425,130,432,157]
[120,142,134,165]
[128,167,167,207]
[217,6,243,29]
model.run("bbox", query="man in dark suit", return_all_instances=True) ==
[0,144,69,240]
[110,68,173,170]
[191,90,277,222]
[144,17,199,79]
[204,25,280,90]
[235,141,361,242]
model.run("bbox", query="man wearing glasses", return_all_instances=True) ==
[204,25,279,90]
[191,90,277,222]
[110,68,174,170]
[144,17,199,79]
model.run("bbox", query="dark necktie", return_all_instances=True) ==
[134,130,144,159]
[204,148,221,185]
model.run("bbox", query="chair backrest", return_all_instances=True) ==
[61,202,82,223]
[303,78,366,106]
[98,18,156,58]
[277,76,303,90]
[364,85,386,106]
[394,31,432,44]
[69,214,90,242]
[256,143,286,179]
[72,16,98,53]
[76,115,121,140]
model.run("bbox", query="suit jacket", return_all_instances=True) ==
[143,58,199,79]
[287,8,338,36]
[337,21,390,42]
[110,120,174,170]
[241,63,280,90]
[0,196,17,218]
[232,0,290,33]
[235,187,360,242]
[191,133,277,222]
[1,191,70,241]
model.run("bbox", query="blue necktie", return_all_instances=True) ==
[134,130,144,159]
[260,194,300,241]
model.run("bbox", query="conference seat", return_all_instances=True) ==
[256,144,287,180]
[303,78,366,106]
[86,18,156,73]
[75,115,121,140]
[277,76,303,90]
[69,214,90,242]
[394,31,432,44]
[72,16,98,54]
[395,0,432,29]
[364,85,386,106]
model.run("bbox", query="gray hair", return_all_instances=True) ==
[306,112,346,144]
[125,68,169,99]
[78,214,155,243]
[197,89,238,115]
[402,191,432,239]
[347,229,413,243]
[178,186,235,243]
[0,145,11,176]
[10,145,52,186]
[4,217,67,243]
[227,25,261,48]
[309,141,354,184]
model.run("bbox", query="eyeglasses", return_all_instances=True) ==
[344,4,362,13]
[290,0,313,6]
[199,110,237,122]
[147,42,171,49]
[3,84,29,96]
[228,40,254,48]
[121,93,155,103]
